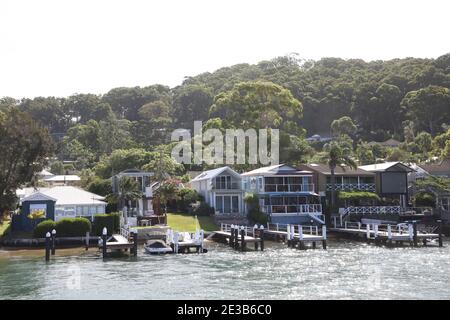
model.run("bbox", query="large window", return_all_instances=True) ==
[215,195,239,214]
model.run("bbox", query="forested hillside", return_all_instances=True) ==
[1,53,449,177]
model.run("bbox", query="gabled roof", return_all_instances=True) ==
[419,159,450,175]
[18,186,106,206]
[191,166,241,182]
[299,163,375,176]
[367,138,401,147]
[241,164,312,177]
[359,162,414,173]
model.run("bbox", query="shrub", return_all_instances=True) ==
[177,188,199,212]
[92,213,121,236]
[33,220,57,238]
[56,218,91,237]
[192,202,215,216]
[414,192,436,207]
[247,208,268,225]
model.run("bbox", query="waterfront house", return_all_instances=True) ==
[358,162,414,207]
[418,158,450,178]
[190,167,245,215]
[241,164,323,224]
[297,163,376,197]
[13,186,107,232]
[367,138,401,148]
[42,174,81,186]
[112,169,156,218]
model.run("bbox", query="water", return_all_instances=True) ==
[0,239,449,300]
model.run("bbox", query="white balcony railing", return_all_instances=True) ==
[211,182,241,190]
[261,204,322,215]
[264,184,315,192]
[326,183,375,191]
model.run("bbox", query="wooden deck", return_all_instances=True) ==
[329,221,443,247]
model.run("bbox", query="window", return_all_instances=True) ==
[215,196,223,213]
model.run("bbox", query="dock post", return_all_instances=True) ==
[413,222,418,247]
[259,225,265,251]
[366,224,371,240]
[438,220,443,247]
[322,225,327,250]
[85,231,90,250]
[374,224,378,240]
[51,229,56,255]
[240,226,245,252]
[132,229,138,256]
[291,225,295,247]
[234,227,239,250]
[286,224,291,247]
[408,224,414,244]
[253,224,257,238]
[229,225,235,247]
[102,227,107,259]
[174,232,179,254]
[45,232,51,262]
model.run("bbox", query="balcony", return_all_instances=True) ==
[211,182,241,190]
[326,183,375,192]
[264,184,314,192]
[261,204,322,215]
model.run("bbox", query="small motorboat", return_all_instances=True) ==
[144,240,173,254]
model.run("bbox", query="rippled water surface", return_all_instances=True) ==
[1,239,449,299]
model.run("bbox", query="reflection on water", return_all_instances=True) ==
[0,240,449,300]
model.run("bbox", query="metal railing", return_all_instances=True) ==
[326,183,375,191]
[261,204,322,215]
[264,184,314,192]
[212,182,241,190]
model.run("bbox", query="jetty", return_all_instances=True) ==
[330,219,443,247]
[99,227,138,257]
[208,224,265,251]
[264,223,327,249]
[165,229,205,253]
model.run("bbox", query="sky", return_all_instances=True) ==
[1,0,449,99]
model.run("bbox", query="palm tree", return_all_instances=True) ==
[322,142,357,221]
[118,176,142,213]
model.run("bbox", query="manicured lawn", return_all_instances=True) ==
[167,213,218,232]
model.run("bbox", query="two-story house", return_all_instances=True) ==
[241,164,323,224]
[359,162,414,207]
[297,163,376,197]
[190,167,245,215]
[112,169,155,217]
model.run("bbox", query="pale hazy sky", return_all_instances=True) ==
[1,0,449,98]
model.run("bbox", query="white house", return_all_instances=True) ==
[190,167,245,215]
[17,186,107,222]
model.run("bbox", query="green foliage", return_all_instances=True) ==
[192,202,215,216]
[92,213,121,236]
[331,116,357,137]
[87,177,112,196]
[33,220,57,238]
[177,188,199,212]
[413,192,436,207]
[50,161,65,175]
[0,108,53,212]
[338,191,381,202]
[55,218,91,237]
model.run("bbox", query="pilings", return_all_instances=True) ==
[51,229,56,255]
[283,223,327,250]
[221,224,264,252]
[45,232,51,262]
[132,229,138,257]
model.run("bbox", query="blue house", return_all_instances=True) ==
[13,186,107,233]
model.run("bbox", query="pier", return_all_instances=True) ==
[330,219,443,247]
[208,224,264,251]
[99,227,138,257]
[265,223,327,250]
[166,229,205,253]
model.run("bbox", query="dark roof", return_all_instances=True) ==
[419,159,450,174]
[298,164,375,176]
[367,138,401,147]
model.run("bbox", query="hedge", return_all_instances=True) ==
[55,218,91,237]
[33,220,57,238]
[33,218,91,238]
[92,213,121,236]
[338,191,380,202]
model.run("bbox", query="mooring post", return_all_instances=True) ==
[229,224,234,247]
[45,232,51,262]
[438,220,443,247]
[132,229,138,256]
[286,224,291,247]
[408,224,414,244]
[234,227,239,250]
[102,227,107,259]
[291,225,295,247]
[366,224,371,240]
[240,226,245,252]
[322,225,327,249]
[259,225,264,251]
[85,231,89,251]
[413,221,418,247]
[51,229,56,255]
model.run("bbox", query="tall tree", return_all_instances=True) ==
[0,109,53,211]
